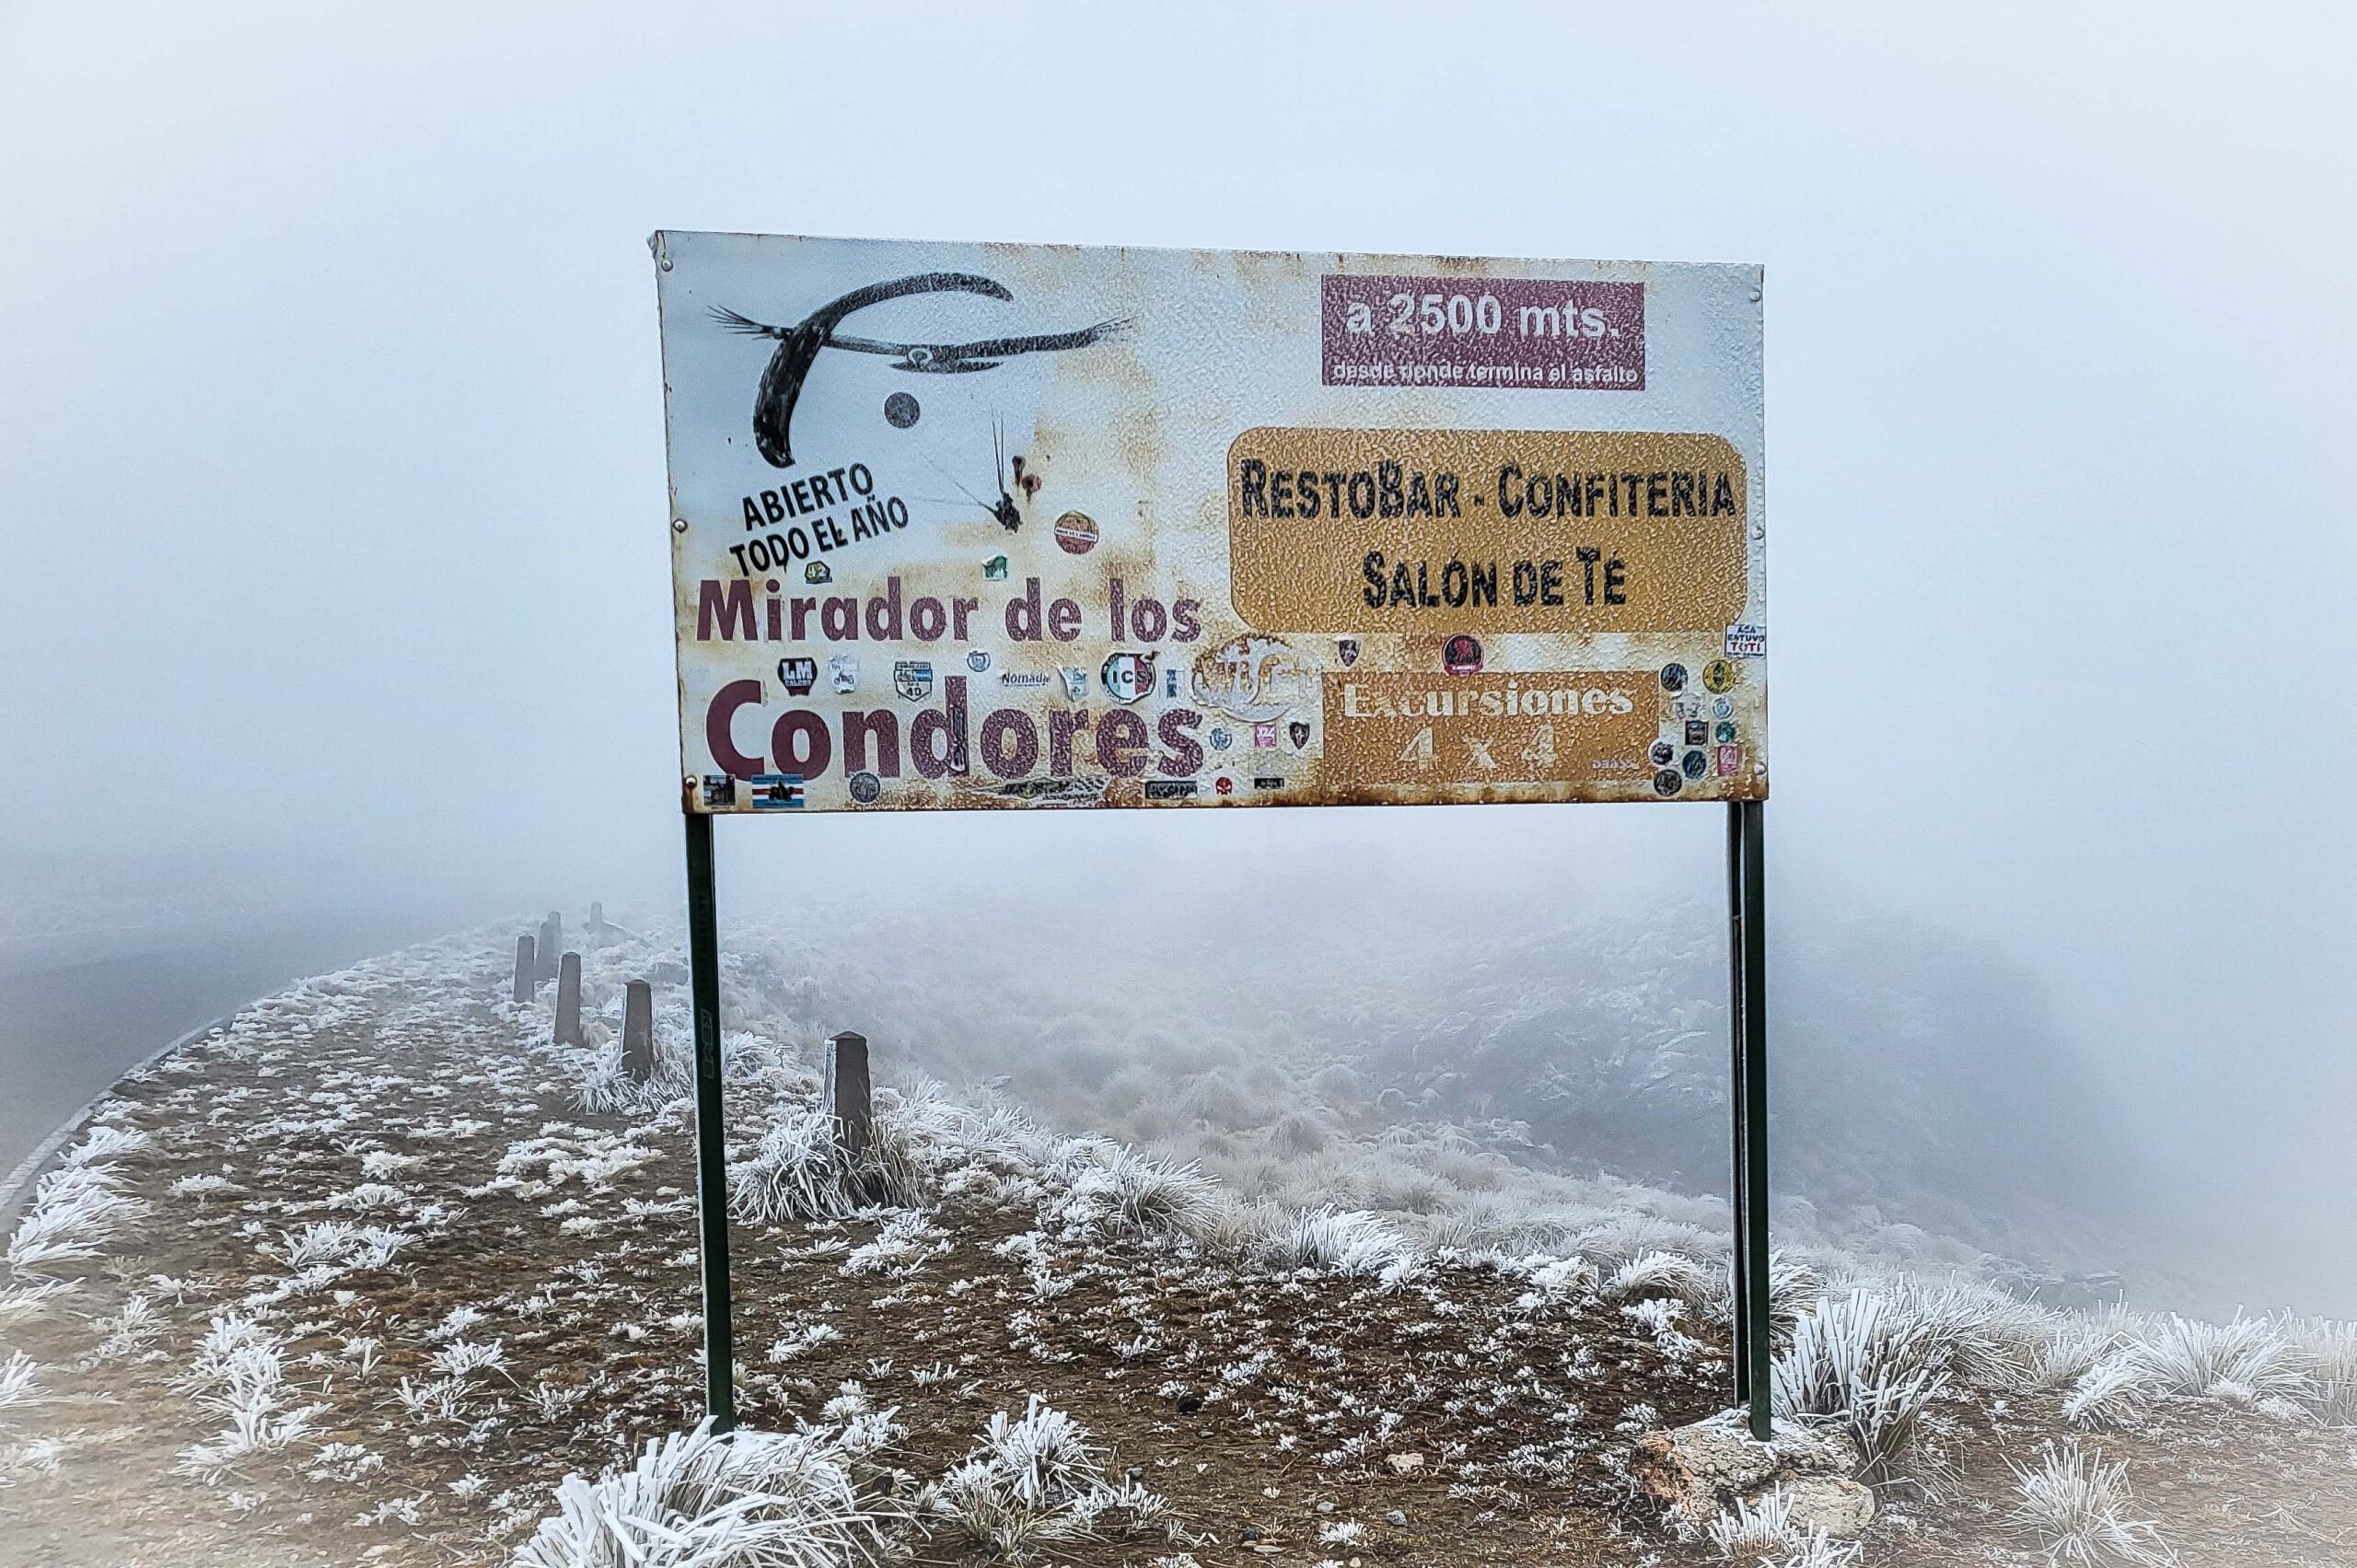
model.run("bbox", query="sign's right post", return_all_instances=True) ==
[1733,798,1772,1438]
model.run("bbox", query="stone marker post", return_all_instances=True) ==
[555,952,585,1047]
[588,900,606,938]
[822,1030,872,1162]
[538,912,563,980]
[621,979,655,1083]
[512,935,536,1003]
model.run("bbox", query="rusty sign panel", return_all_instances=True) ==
[653,233,1766,812]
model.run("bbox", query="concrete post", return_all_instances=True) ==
[538,912,563,980]
[555,952,585,1047]
[621,979,655,1083]
[588,900,606,939]
[822,1030,871,1162]
[512,934,536,1003]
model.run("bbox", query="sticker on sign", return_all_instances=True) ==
[652,232,1766,812]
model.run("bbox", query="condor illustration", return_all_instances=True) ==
[710,272,1125,469]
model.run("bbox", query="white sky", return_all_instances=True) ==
[3,2,2352,1298]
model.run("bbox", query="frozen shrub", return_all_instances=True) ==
[1513,1253,1601,1310]
[2132,1315,2306,1405]
[174,1316,326,1478]
[1765,1249,1824,1332]
[918,1396,1167,1556]
[0,1280,71,1328]
[2064,1351,2153,1431]
[2030,1320,2121,1393]
[6,1163,145,1274]
[1771,1290,1951,1484]
[1048,1145,1217,1240]
[1258,1207,1412,1278]
[62,1124,149,1166]
[275,1221,412,1272]
[729,1103,924,1222]
[0,1353,48,1415]
[2007,1441,2174,1565]
[1604,1249,1719,1308]
[2293,1318,2357,1425]
[514,1420,890,1568]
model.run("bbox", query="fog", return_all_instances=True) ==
[2,4,2351,1312]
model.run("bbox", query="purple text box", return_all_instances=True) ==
[1320,274,1644,391]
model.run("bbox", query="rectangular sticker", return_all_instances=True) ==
[1321,274,1644,389]
[1230,428,1746,635]
[1321,672,1659,795]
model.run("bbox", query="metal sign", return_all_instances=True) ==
[651,232,1779,1441]
[654,233,1766,812]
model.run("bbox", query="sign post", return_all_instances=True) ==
[653,232,1773,1438]
[682,810,734,1431]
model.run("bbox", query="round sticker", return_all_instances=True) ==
[1702,658,1738,693]
[1648,740,1676,767]
[1444,633,1484,675]
[1653,767,1684,796]
[1101,652,1156,703]
[1053,510,1098,555]
[1713,696,1734,720]
[848,772,882,804]
[883,391,921,428]
[1681,748,1709,781]
[1659,663,1689,692]
[1714,721,1737,744]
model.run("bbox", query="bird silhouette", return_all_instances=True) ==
[710,273,1125,469]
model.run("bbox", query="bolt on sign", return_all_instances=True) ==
[654,233,1766,810]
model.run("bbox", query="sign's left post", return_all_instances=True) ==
[683,808,736,1432]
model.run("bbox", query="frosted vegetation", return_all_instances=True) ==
[0,917,2350,1563]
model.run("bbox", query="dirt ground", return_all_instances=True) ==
[2,935,2354,1566]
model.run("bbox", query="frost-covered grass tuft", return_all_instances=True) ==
[1603,1249,1719,1308]
[0,1352,50,1414]
[273,1220,412,1272]
[919,1396,1167,1555]
[1771,1290,1951,1484]
[2062,1351,2147,1431]
[0,1279,72,1327]
[174,1315,326,1478]
[2131,1314,2306,1405]
[513,1419,893,1568]
[729,1106,925,1223]
[2292,1318,2357,1426]
[6,1162,146,1274]
[1704,1484,1862,1565]
[1256,1207,1413,1278]
[2007,1441,2174,1565]
[62,1124,149,1166]
[1047,1144,1217,1240]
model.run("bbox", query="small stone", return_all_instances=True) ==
[1384,1453,1424,1476]
[1385,1509,1408,1526]
[1316,1500,1335,1513]
[1261,1486,1280,1498]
